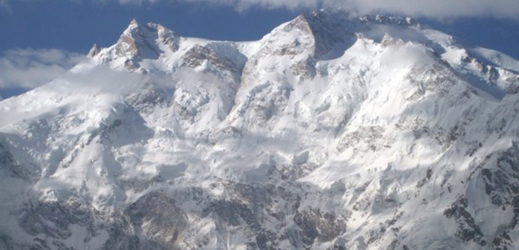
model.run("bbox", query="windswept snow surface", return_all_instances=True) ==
[1,10,519,250]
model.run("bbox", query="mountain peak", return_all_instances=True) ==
[87,18,181,71]
[87,43,101,58]
[113,20,177,61]
[120,18,150,41]
[127,18,140,30]
[275,9,357,58]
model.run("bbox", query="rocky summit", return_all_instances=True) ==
[1,9,519,250]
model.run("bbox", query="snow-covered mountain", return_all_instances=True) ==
[2,9,519,250]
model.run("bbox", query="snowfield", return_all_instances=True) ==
[1,10,519,250]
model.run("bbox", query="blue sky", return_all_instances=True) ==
[0,0,518,98]
[0,1,299,52]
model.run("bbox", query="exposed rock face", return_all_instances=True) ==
[91,19,180,72]
[87,44,101,58]
[181,44,244,82]
[2,9,519,250]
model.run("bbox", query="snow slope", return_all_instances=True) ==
[1,10,519,250]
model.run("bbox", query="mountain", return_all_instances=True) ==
[1,9,519,250]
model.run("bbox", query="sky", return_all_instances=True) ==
[0,0,518,98]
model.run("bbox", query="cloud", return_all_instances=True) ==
[341,0,519,20]
[1,0,518,19]
[0,0,11,12]
[0,48,85,90]
[116,0,519,19]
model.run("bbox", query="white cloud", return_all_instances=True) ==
[341,0,519,20]
[0,0,11,12]
[115,0,519,19]
[0,48,85,90]
[2,0,519,19]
